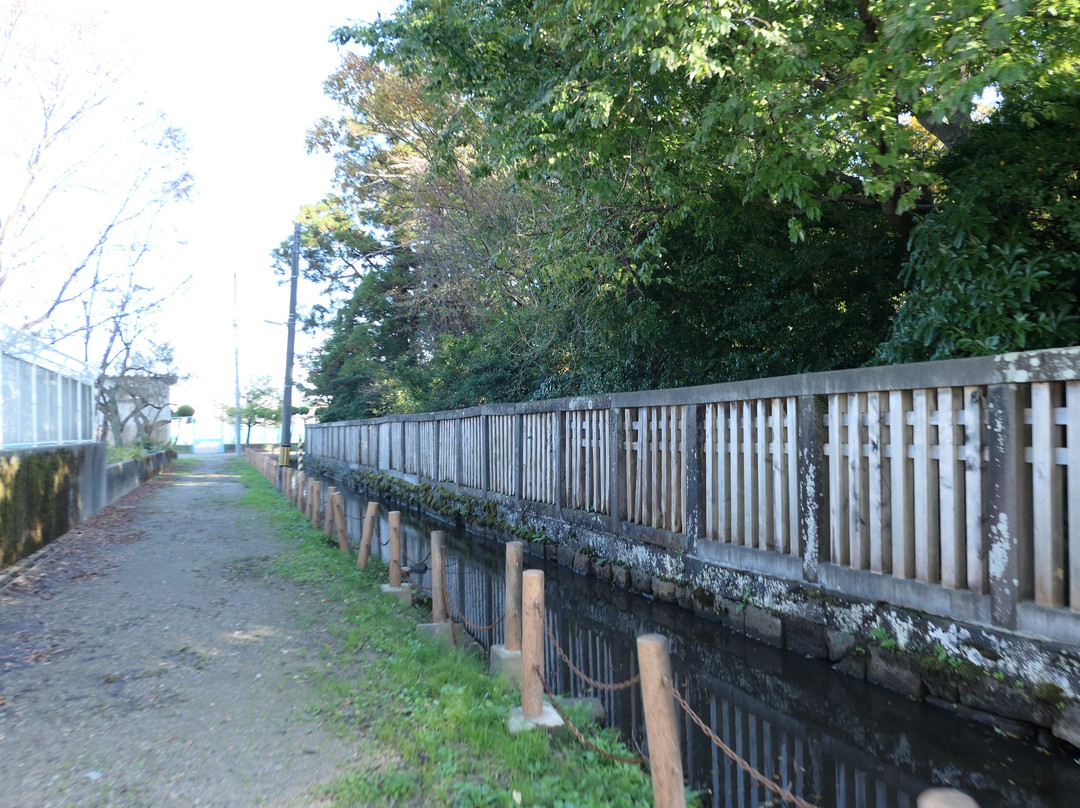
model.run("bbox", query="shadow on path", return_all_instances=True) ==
[0,454,360,808]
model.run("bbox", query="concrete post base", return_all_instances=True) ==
[508,703,564,734]
[490,644,523,690]
[380,584,413,606]
[417,622,455,646]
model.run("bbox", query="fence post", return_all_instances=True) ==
[431,531,447,623]
[329,490,349,552]
[310,480,322,528]
[521,569,544,719]
[555,409,566,511]
[491,541,524,688]
[416,530,453,644]
[917,788,980,808]
[433,419,441,485]
[481,414,491,494]
[797,395,827,583]
[637,633,686,808]
[388,510,402,587]
[358,501,379,569]
[455,417,464,491]
[505,541,523,651]
[513,413,524,502]
[325,485,338,536]
[682,404,705,541]
[609,406,623,533]
[381,510,411,605]
[987,383,1032,629]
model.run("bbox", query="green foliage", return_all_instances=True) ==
[234,459,653,807]
[1,449,76,568]
[1032,682,1066,706]
[869,625,898,651]
[107,445,157,463]
[222,376,282,442]
[288,0,1080,415]
[879,85,1080,360]
[348,0,1078,236]
[921,643,983,683]
[173,404,195,418]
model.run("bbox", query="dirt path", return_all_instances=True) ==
[0,455,360,808]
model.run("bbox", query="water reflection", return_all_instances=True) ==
[330,483,1079,808]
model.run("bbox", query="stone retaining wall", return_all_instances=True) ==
[311,456,1080,754]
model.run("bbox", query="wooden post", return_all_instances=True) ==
[431,531,447,624]
[917,788,980,808]
[521,569,545,719]
[987,383,1032,629]
[797,395,827,582]
[513,413,524,502]
[505,541,524,652]
[325,486,338,537]
[329,490,349,552]
[455,417,464,491]
[310,480,322,528]
[389,510,402,587]
[682,404,704,541]
[358,501,379,569]
[637,633,686,808]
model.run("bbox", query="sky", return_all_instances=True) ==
[3,0,401,426]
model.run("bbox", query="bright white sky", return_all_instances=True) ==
[11,0,401,422]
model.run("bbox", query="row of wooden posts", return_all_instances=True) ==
[247,452,978,808]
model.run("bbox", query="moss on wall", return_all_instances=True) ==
[0,448,80,570]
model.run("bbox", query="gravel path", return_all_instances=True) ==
[0,454,363,808]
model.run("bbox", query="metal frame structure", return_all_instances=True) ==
[0,323,97,448]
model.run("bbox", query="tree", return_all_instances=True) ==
[878,82,1080,361]
[348,0,1078,240]
[337,0,1080,365]
[99,342,181,448]
[287,43,908,416]
[279,56,552,417]
[0,1,192,387]
[222,378,283,445]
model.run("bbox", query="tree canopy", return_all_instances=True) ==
[222,377,283,444]
[284,2,1080,421]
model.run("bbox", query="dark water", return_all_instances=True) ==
[328,483,1079,808]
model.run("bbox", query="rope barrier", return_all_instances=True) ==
[667,683,820,808]
[536,667,649,766]
[404,547,432,569]
[443,564,505,633]
[540,608,641,692]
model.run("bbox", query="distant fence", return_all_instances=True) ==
[1,324,96,448]
[306,346,1080,642]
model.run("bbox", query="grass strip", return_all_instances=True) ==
[234,458,654,807]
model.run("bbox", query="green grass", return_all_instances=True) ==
[232,458,654,808]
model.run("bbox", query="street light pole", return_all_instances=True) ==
[233,273,242,456]
[279,222,300,468]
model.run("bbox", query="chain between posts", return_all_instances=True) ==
[404,547,432,569]
[538,604,641,693]
[536,667,649,766]
[443,564,505,633]
[323,482,813,806]
[667,683,821,808]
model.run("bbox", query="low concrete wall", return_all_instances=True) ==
[1,446,174,572]
[0,443,107,570]
[105,449,175,505]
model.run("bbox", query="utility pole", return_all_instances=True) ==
[279,222,300,469]
[233,273,242,455]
